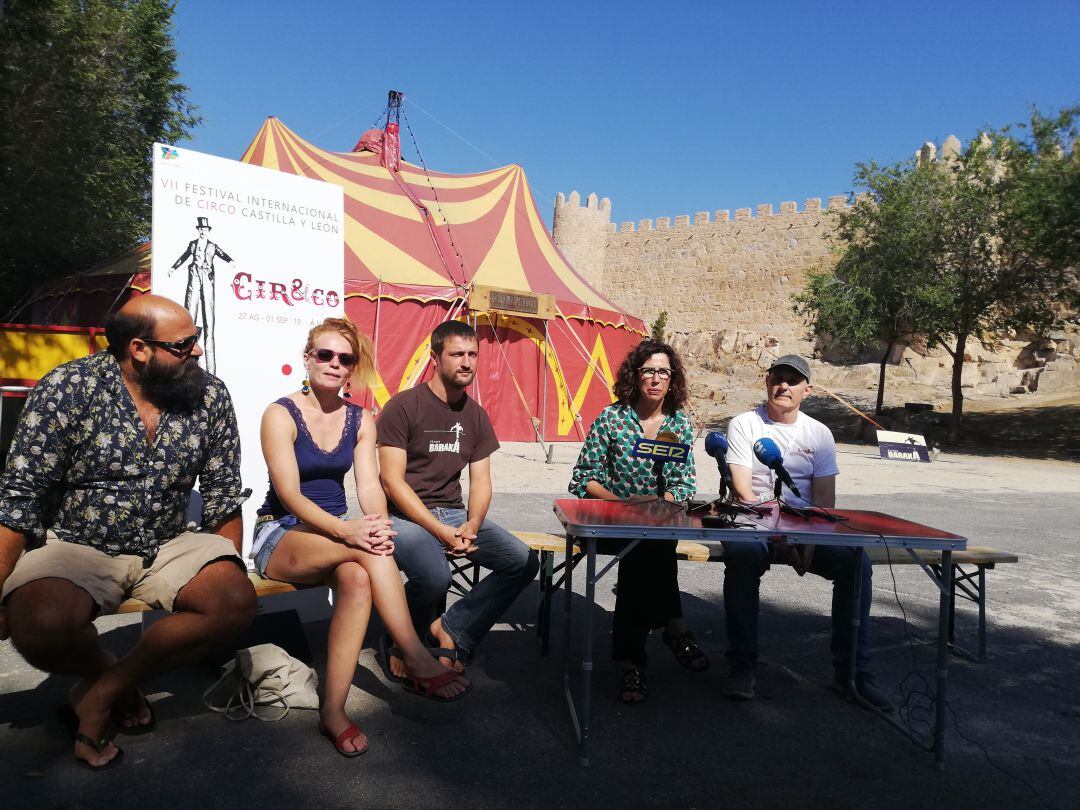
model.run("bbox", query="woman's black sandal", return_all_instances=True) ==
[619,667,648,704]
[663,630,710,672]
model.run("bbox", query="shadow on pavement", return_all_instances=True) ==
[2,553,1077,809]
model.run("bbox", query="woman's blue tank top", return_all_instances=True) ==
[258,397,361,519]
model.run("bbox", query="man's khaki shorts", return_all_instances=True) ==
[1,531,244,614]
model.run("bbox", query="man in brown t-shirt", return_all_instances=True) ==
[378,321,538,671]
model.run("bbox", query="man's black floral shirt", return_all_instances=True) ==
[0,352,248,561]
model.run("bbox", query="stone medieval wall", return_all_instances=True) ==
[551,137,1080,398]
[551,191,611,292]
[553,191,849,348]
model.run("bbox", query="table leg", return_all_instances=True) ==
[978,565,986,664]
[935,549,953,769]
[847,546,864,698]
[578,538,597,767]
[562,534,574,693]
[948,564,957,649]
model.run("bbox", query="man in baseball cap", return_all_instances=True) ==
[718,353,892,711]
[767,354,812,383]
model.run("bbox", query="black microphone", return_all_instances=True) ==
[704,431,733,500]
[654,430,680,498]
[753,437,802,500]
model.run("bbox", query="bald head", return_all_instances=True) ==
[120,293,188,324]
[106,294,196,360]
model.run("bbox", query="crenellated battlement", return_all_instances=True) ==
[608,196,852,234]
[552,190,614,289]
[550,136,959,343]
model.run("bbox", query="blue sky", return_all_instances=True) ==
[173,0,1079,228]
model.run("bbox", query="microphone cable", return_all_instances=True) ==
[793,500,1056,810]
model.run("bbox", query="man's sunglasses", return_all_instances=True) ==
[141,328,201,355]
[308,348,357,367]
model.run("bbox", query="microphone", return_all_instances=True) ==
[704,431,734,500]
[631,431,691,498]
[752,437,802,500]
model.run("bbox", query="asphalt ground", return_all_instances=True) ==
[1,442,1078,809]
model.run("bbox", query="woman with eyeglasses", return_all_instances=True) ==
[569,338,708,704]
[253,318,469,757]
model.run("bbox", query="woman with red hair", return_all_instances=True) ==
[254,318,468,757]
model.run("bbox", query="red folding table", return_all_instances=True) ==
[553,497,967,768]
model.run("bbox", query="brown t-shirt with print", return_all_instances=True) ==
[376,383,500,512]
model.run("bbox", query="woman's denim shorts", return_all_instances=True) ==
[251,515,299,577]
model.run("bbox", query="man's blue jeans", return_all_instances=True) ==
[390,508,539,658]
[721,540,873,673]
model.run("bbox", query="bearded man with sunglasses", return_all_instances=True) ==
[0,294,255,770]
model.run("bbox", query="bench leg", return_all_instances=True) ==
[941,563,989,664]
[536,550,554,656]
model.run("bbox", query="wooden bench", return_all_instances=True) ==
[519,537,1017,662]
[113,532,609,614]
[116,572,298,614]
[453,534,712,655]
[116,535,1015,664]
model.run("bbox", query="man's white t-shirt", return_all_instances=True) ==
[725,405,839,507]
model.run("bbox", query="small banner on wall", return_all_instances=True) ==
[876,430,932,463]
[150,143,344,554]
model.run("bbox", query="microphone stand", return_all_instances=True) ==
[654,460,666,500]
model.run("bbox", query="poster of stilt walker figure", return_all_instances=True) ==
[168,216,237,375]
[151,143,344,554]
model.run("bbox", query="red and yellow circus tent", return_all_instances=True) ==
[15,117,645,441]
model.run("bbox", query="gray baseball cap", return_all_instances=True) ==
[767,354,811,382]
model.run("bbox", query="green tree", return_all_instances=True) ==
[923,118,1079,443]
[996,107,1080,314]
[795,161,944,415]
[0,0,199,314]
[650,310,668,340]
[797,107,1080,443]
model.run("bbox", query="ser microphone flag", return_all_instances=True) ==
[632,431,691,499]
[631,433,692,464]
[752,437,802,499]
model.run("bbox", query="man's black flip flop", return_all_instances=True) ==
[57,705,125,771]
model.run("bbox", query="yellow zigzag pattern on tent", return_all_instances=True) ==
[395,336,435,406]
[369,368,392,409]
[571,335,618,423]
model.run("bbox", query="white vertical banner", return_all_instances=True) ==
[150,143,344,557]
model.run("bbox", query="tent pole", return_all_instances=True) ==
[541,320,549,448]
[471,310,480,405]
[372,280,383,407]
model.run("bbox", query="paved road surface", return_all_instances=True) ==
[1,442,1077,809]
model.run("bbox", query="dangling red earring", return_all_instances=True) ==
[343,380,352,399]
[301,378,311,395]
